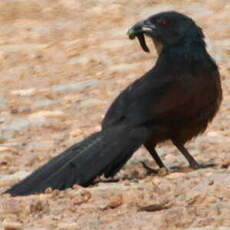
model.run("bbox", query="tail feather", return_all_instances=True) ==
[5,132,101,195]
[6,125,151,196]
[104,145,135,177]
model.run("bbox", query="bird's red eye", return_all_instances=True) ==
[157,19,170,27]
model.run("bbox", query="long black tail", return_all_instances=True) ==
[5,124,151,196]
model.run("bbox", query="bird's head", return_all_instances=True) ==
[127,11,204,54]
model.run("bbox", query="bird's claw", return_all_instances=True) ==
[141,161,168,176]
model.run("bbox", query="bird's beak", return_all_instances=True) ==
[127,20,157,53]
[127,20,156,39]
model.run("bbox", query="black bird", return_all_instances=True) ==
[6,11,222,196]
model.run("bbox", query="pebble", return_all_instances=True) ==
[57,223,79,230]
[29,110,66,119]
[1,118,30,138]
[10,88,36,96]
[51,80,100,92]
[33,99,56,109]
[0,118,6,123]
[102,194,123,210]
[0,95,7,109]
[0,146,15,153]
[3,222,22,230]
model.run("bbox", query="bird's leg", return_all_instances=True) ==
[145,145,166,168]
[172,140,200,168]
[172,141,215,169]
[143,142,167,174]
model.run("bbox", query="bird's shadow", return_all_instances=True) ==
[93,162,217,185]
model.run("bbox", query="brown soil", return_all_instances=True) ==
[0,0,229,229]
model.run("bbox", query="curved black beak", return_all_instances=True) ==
[127,20,156,40]
[127,20,156,53]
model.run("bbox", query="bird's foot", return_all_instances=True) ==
[170,163,217,173]
[141,161,168,176]
[190,162,216,169]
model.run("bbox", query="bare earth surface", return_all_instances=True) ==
[0,0,229,229]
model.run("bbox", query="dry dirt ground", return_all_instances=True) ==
[0,0,229,229]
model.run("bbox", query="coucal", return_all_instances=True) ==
[6,11,222,196]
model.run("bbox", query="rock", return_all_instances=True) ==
[28,113,48,127]
[1,118,30,138]
[51,80,100,92]
[0,146,16,153]
[3,222,22,230]
[0,95,7,109]
[3,118,29,132]
[28,110,67,128]
[0,171,30,182]
[29,110,66,119]
[166,172,185,179]
[138,201,172,212]
[109,63,142,72]
[58,223,79,230]
[102,194,123,210]
[0,199,23,215]
[206,131,222,137]
[0,118,6,123]
[72,190,91,205]
[79,98,102,107]
[29,199,49,214]
[70,128,84,138]
[10,88,36,96]
[33,99,56,109]
[0,136,6,143]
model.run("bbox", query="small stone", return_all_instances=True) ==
[29,110,66,119]
[138,202,171,212]
[166,172,185,179]
[58,223,79,230]
[10,88,36,96]
[30,199,49,213]
[0,118,5,123]
[79,98,102,107]
[102,194,123,210]
[72,190,91,205]
[0,199,22,215]
[28,110,67,128]
[208,180,214,185]
[2,118,30,137]
[70,128,84,138]
[3,222,22,230]
[158,167,169,177]
[44,187,53,194]
[0,146,8,153]
[33,99,56,109]
[206,131,221,137]
[51,80,100,92]
[0,95,7,109]
[0,171,30,183]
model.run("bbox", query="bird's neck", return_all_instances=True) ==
[162,37,208,61]
[156,39,217,75]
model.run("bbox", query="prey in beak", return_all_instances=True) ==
[127,20,163,55]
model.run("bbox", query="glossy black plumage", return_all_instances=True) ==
[6,11,222,196]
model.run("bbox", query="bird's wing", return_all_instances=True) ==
[102,68,199,127]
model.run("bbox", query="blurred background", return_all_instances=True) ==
[0,0,229,229]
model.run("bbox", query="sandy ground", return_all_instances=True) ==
[0,0,229,229]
